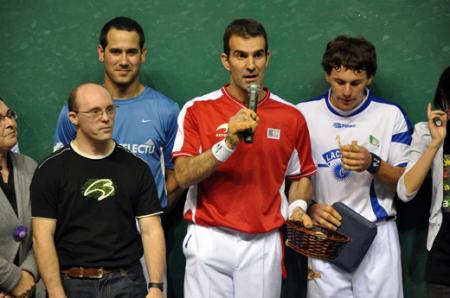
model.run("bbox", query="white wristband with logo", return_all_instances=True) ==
[211,138,235,163]
[288,199,308,218]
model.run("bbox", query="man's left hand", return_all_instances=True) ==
[340,141,371,172]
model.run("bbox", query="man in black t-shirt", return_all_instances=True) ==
[31,83,165,298]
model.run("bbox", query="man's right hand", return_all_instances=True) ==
[308,203,342,231]
[226,108,259,148]
[289,207,313,228]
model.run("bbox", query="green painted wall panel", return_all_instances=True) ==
[1,1,448,297]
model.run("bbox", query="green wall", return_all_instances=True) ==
[1,0,449,297]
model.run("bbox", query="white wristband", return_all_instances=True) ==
[211,138,235,163]
[288,199,308,218]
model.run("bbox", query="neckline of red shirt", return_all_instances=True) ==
[221,84,270,109]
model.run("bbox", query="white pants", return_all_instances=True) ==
[183,224,282,298]
[307,221,403,298]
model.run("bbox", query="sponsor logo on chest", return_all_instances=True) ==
[320,148,351,181]
[215,123,228,138]
[82,178,116,201]
[121,139,156,155]
[333,122,356,128]
[322,148,342,164]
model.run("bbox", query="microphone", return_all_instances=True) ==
[244,83,260,143]
[433,116,443,127]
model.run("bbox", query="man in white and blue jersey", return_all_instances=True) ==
[53,17,180,211]
[297,35,412,298]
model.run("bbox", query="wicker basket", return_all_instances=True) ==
[286,220,350,260]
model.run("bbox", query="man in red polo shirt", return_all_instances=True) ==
[173,18,316,298]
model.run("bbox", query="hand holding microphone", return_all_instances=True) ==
[244,83,259,143]
[226,84,260,148]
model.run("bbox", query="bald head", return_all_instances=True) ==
[67,83,115,146]
[67,82,115,130]
[68,83,112,112]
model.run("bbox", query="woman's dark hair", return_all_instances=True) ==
[433,66,450,110]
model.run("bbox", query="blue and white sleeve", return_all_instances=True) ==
[389,108,413,167]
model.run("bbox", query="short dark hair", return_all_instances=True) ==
[433,66,450,110]
[322,35,377,77]
[99,16,145,50]
[223,18,268,56]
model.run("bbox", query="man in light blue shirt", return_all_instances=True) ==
[54,16,180,210]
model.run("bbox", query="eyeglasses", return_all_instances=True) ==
[0,110,18,122]
[75,105,116,120]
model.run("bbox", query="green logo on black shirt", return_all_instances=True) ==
[82,179,116,201]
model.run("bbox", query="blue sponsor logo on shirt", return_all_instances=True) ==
[333,163,350,180]
[333,122,356,128]
[322,148,342,164]
[319,149,351,181]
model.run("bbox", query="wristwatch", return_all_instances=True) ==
[366,152,381,174]
[148,282,164,292]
